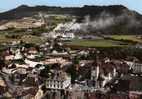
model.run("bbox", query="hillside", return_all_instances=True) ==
[0,5,142,34]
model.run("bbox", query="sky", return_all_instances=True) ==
[0,0,142,14]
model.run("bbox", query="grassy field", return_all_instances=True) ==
[66,39,129,47]
[0,34,46,44]
[109,35,142,43]
[66,35,142,48]
[0,33,142,48]
[21,35,46,44]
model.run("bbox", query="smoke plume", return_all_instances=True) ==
[53,10,141,33]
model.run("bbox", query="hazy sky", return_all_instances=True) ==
[0,0,142,14]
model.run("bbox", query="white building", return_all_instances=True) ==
[46,78,71,90]
[125,61,142,74]
[91,66,100,81]
[14,49,23,60]
[48,31,75,40]
[5,55,14,61]
[24,58,43,68]
[46,72,71,90]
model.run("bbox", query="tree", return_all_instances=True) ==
[39,65,50,78]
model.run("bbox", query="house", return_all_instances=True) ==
[34,85,44,99]
[129,91,142,99]
[28,47,38,54]
[23,73,39,87]
[24,58,43,68]
[14,49,23,60]
[114,75,142,92]
[3,49,14,61]
[10,68,27,85]
[44,57,68,66]
[0,76,7,95]
[125,61,142,74]
[48,31,75,40]
[131,63,142,74]
[5,55,14,61]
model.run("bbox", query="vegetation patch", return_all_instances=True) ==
[66,39,129,47]
[0,34,46,44]
[109,35,142,43]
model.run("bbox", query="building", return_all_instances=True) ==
[46,71,71,90]
[126,61,142,74]
[132,63,142,74]
[129,91,142,99]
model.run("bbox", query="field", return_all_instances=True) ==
[66,35,142,48]
[109,35,142,43]
[0,33,142,48]
[66,39,129,47]
[0,34,46,45]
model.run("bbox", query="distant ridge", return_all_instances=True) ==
[0,5,142,34]
[0,5,139,20]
